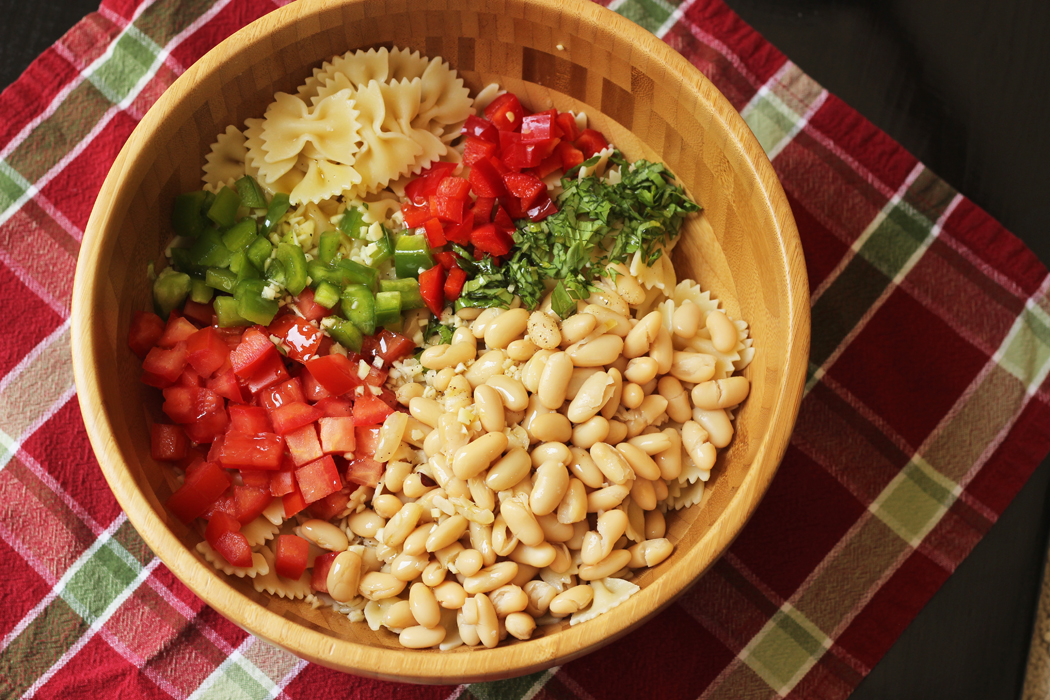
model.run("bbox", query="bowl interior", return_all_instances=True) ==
[72,0,808,683]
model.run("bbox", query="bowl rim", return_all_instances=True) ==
[71,0,810,683]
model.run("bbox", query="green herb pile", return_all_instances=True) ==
[454,152,701,319]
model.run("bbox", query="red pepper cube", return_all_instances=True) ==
[269,401,324,436]
[433,251,457,270]
[462,114,499,143]
[151,424,188,461]
[422,218,447,248]
[281,478,308,518]
[230,328,278,377]
[463,136,498,165]
[444,267,467,301]
[219,431,285,470]
[503,172,547,209]
[268,315,323,363]
[239,469,273,488]
[158,315,197,348]
[274,534,310,580]
[473,197,496,225]
[183,408,229,445]
[318,416,357,454]
[270,465,297,497]
[311,551,339,593]
[416,263,447,317]
[285,423,323,466]
[404,172,446,205]
[181,300,215,326]
[401,201,433,228]
[429,195,464,224]
[142,342,188,384]
[309,488,352,521]
[245,353,290,395]
[300,367,331,402]
[232,484,273,524]
[295,455,342,504]
[468,158,508,198]
[484,93,524,131]
[355,426,381,457]
[557,141,585,172]
[436,176,472,200]
[346,457,384,488]
[161,386,224,424]
[353,393,396,427]
[128,311,166,358]
[229,405,270,433]
[443,218,473,245]
[470,223,514,257]
[294,288,334,322]
[257,378,306,412]
[374,329,416,365]
[520,111,556,143]
[556,111,581,141]
[527,192,559,222]
[166,461,231,524]
[214,530,253,568]
[205,512,241,547]
[184,327,230,378]
[574,128,609,158]
[206,368,243,404]
[315,396,353,418]
[493,206,516,232]
[305,354,359,396]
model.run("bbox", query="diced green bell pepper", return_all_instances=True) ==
[338,206,366,240]
[263,193,291,235]
[319,229,343,264]
[214,295,253,327]
[326,318,363,352]
[375,291,401,327]
[205,267,238,293]
[265,259,286,287]
[206,187,241,228]
[313,281,341,309]
[188,229,231,268]
[341,284,376,336]
[229,250,261,281]
[235,175,267,210]
[153,268,192,318]
[169,248,207,279]
[394,234,434,279]
[234,279,279,325]
[190,278,214,304]
[276,242,309,295]
[222,219,257,252]
[370,228,395,268]
[307,259,378,291]
[379,278,424,310]
[171,191,209,238]
[246,236,273,271]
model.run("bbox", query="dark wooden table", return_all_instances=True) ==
[3,0,1048,696]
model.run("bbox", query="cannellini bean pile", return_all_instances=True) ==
[321,275,750,650]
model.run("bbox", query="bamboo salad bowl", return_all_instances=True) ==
[71,0,809,684]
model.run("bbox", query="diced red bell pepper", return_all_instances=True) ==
[269,401,325,436]
[205,511,240,543]
[184,327,230,378]
[245,352,290,395]
[473,197,496,225]
[401,201,433,228]
[183,408,229,445]
[443,218,473,245]
[166,460,230,524]
[463,136,498,165]
[214,529,253,568]
[143,343,188,385]
[437,176,472,200]
[503,172,547,209]
[272,540,314,588]
[471,223,514,256]
[484,93,525,131]
[311,551,339,593]
[422,218,447,248]
[295,455,342,504]
[206,368,243,403]
[557,140,585,172]
[315,396,353,417]
[309,487,352,521]
[281,478,308,518]
[300,367,331,402]
[151,424,188,461]
[305,354,359,396]
[433,251,457,270]
[487,155,510,175]
[521,110,557,143]
[294,288,334,322]
[219,431,285,469]
[318,416,357,454]
[346,457,383,488]
[268,315,323,363]
[500,194,527,220]
[500,132,545,170]
[355,426,381,457]
[429,195,464,224]
[158,315,197,348]
[575,128,609,158]
[239,469,272,488]
[176,368,203,391]
[285,423,323,466]
[232,485,273,524]
[533,151,563,179]
[444,267,467,301]
[181,300,215,326]
[556,112,581,141]
[257,378,306,412]
[215,327,244,351]
[207,435,225,463]
[462,114,499,143]
[404,173,446,206]
[527,191,559,222]
[231,328,278,378]
[374,329,415,365]
[128,311,166,358]
[270,462,297,497]
[417,263,446,316]
[162,386,224,424]
[274,534,309,580]
[493,205,516,232]
[229,405,272,434]
[468,157,507,198]
[353,393,394,427]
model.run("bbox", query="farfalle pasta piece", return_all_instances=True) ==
[241,516,280,547]
[261,89,362,166]
[202,125,247,193]
[386,46,431,82]
[290,159,364,206]
[196,541,269,578]
[344,80,424,197]
[570,578,640,626]
[671,478,706,510]
[252,546,313,599]
[414,56,473,130]
[243,118,305,193]
[299,47,392,103]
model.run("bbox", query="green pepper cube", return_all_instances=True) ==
[205,267,238,294]
[230,250,262,281]
[169,248,206,279]
[246,236,273,271]
[214,295,253,327]
[326,318,363,352]
[222,219,257,252]
[341,284,376,336]
[190,278,214,304]
[375,291,401,327]
[206,186,241,228]
[314,281,341,309]
[263,193,291,235]
[189,229,231,269]
[319,229,344,264]
[338,206,367,240]
[153,268,192,318]
[336,258,378,290]
[235,175,267,210]
[235,279,279,325]
[380,278,424,310]
[171,191,209,238]
[276,242,309,295]
[370,228,395,268]
[394,234,434,279]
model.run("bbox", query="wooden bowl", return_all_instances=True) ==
[71,0,809,684]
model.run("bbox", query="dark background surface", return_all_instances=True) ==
[2,0,1048,697]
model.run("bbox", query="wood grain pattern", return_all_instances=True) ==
[70,0,809,683]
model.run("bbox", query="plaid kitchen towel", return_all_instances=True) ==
[1,0,1049,697]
